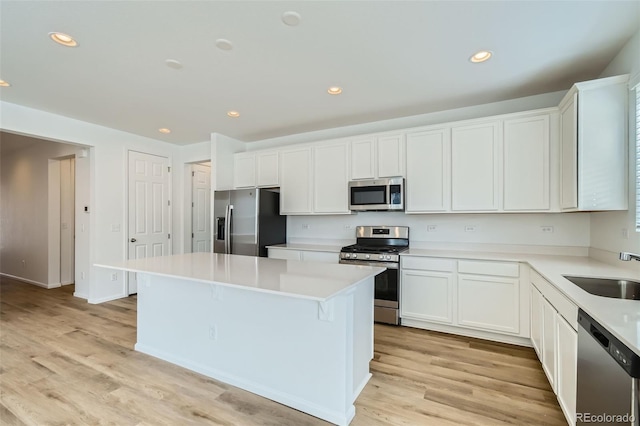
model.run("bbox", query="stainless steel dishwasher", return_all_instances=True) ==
[577,309,639,426]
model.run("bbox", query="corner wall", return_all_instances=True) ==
[592,29,640,274]
[0,101,181,303]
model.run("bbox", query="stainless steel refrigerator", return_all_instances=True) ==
[213,188,286,257]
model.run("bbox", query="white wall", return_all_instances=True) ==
[0,101,181,303]
[592,29,640,274]
[288,213,590,253]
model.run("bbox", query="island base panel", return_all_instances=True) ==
[135,273,374,425]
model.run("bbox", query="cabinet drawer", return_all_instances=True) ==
[401,256,455,272]
[531,270,578,330]
[458,260,519,278]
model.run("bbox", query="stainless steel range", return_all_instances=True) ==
[339,226,409,325]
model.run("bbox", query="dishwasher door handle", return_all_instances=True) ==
[590,325,610,349]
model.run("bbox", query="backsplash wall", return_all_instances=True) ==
[287,213,591,248]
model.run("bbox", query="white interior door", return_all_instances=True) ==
[128,151,171,294]
[191,163,211,252]
[60,157,75,285]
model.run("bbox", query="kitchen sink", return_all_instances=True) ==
[563,276,640,300]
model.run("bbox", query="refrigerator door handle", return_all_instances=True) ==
[225,204,234,254]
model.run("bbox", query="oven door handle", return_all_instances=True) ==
[339,259,398,269]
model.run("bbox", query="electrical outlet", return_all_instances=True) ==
[622,228,629,239]
[302,224,310,230]
[344,225,354,229]
[110,273,118,281]
[111,224,120,232]
[21,259,26,269]
[427,225,437,232]
[81,272,85,280]
[209,325,217,341]
[464,225,476,232]
[541,226,554,233]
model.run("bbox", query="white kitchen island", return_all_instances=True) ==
[96,253,384,426]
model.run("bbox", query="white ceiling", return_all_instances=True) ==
[1,1,638,145]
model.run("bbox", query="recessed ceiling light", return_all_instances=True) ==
[282,11,301,26]
[49,32,78,47]
[165,59,183,70]
[327,86,343,95]
[215,39,233,51]
[470,50,492,63]
[227,111,240,118]
[0,80,10,87]
[158,128,171,134]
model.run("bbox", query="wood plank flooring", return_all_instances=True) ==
[0,276,567,425]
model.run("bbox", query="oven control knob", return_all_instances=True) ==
[379,255,384,260]
[352,254,357,259]
[344,253,350,258]
[365,254,370,259]
[385,255,391,260]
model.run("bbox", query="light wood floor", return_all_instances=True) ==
[0,276,567,425]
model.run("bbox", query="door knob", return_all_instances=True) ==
[130,238,137,243]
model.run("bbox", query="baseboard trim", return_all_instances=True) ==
[401,318,533,347]
[73,292,89,300]
[0,273,60,289]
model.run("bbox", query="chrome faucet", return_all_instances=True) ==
[619,252,640,262]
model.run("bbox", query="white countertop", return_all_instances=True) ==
[96,253,384,302]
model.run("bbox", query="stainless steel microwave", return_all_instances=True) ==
[349,177,404,211]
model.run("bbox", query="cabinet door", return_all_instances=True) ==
[457,274,519,334]
[377,134,404,178]
[451,122,500,211]
[406,129,450,212]
[280,148,313,214]
[257,152,279,187]
[401,270,454,324]
[267,248,301,260]
[541,297,557,391]
[350,137,376,180]
[233,153,256,188]
[314,142,350,214]
[530,285,543,358]
[560,94,578,210]
[503,115,550,210]
[556,315,577,426]
[301,251,339,264]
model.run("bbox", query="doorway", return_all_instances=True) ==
[191,162,211,253]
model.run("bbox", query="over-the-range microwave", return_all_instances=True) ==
[349,177,404,211]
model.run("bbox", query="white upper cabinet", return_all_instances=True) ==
[405,128,450,212]
[559,74,629,211]
[233,151,279,188]
[451,121,501,211]
[377,134,405,178]
[350,137,376,180]
[503,114,550,211]
[233,153,256,188]
[350,134,404,180]
[280,147,313,214]
[256,151,279,187]
[313,141,350,214]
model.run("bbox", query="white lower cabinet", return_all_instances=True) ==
[530,285,543,357]
[400,256,528,343]
[556,314,577,426]
[541,297,557,390]
[530,271,577,426]
[267,248,338,264]
[458,273,520,334]
[401,269,454,324]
